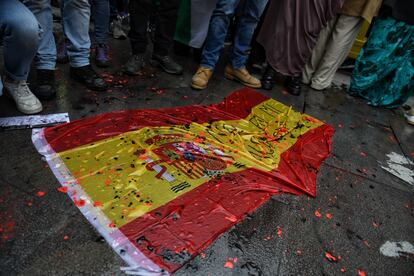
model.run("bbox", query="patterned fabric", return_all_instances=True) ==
[349,17,414,108]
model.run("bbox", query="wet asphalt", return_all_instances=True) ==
[0,38,413,276]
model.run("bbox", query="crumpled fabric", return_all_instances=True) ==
[349,16,414,108]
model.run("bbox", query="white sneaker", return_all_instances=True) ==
[405,109,414,125]
[3,79,43,114]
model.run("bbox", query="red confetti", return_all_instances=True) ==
[296,250,302,255]
[314,209,322,218]
[326,213,332,219]
[340,267,346,273]
[360,152,367,157]
[224,261,234,269]
[74,198,85,207]
[36,191,45,197]
[338,124,344,128]
[372,221,380,228]
[325,252,338,262]
[276,226,283,238]
[63,235,69,240]
[57,186,68,193]
[93,201,102,207]
[108,222,116,228]
[358,269,366,276]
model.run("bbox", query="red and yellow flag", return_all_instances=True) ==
[33,88,333,274]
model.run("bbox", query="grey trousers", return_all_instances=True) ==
[303,14,363,90]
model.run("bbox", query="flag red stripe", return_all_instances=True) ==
[44,88,269,153]
[119,124,333,273]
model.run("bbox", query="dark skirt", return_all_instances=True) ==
[257,0,344,76]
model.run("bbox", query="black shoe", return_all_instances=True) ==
[284,76,302,96]
[35,69,56,100]
[70,65,108,91]
[151,54,183,75]
[123,54,145,76]
[261,65,277,90]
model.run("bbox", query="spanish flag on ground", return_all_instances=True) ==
[33,88,333,275]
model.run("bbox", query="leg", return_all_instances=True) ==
[1,1,39,81]
[311,15,363,90]
[200,0,240,69]
[61,0,91,68]
[23,0,56,70]
[128,0,151,55]
[92,0,111,67]
[230,0,267,69]
[302,16,337,85]
[153,0,180,56]
[92,0,110,45]
[150,0,183,75]
[0,0,43,114]
[62,0,107,91]
[22,0,58,99]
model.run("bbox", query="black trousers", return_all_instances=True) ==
[129,0,180,56]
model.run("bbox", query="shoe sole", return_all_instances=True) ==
[123,69,141,76]
[70,73,108,91]
[151,60,183,75]
[405,114,414,125]
[224,72,261,89]
[191,83,208,90]
[96,61,110,68]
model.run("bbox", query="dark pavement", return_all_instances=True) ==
[0,38,413,276]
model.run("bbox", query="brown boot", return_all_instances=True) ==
[191,67,213,90]
[224,65,261,88]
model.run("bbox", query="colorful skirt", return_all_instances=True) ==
[349,16,414,108]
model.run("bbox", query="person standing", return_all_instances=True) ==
[191,0,268,90]
[348,0,414,109]
[0,0,42,114]
[302,0,382,91]
[23,0,108,99]
[124,0,183,76]
[259,0,345,95]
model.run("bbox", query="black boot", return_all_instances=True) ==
[151,54,183,75]
[261,65,276,90]
[70,65,108,91]
[284,76,302,96]
[35,69,56,100]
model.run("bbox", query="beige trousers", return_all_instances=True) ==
[302,14,364,90]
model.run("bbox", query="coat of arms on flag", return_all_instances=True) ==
[32,88,333,275]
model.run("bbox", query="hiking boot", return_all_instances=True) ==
[95,43,110,68]
[261,65,277,90]
[284,76,302,96]
[57,41,69,64]
[3,78,42,114]
[70,65,108,91]
[224,65,261,88]
[124,54,145,76]
[151,54,183,75]
[35,69,56,100]
[191,67,213,90]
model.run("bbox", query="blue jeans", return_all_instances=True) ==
[91,0,110,44]
[201,0,268,69]
[0,0,40,95]
[23,0,91,69]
